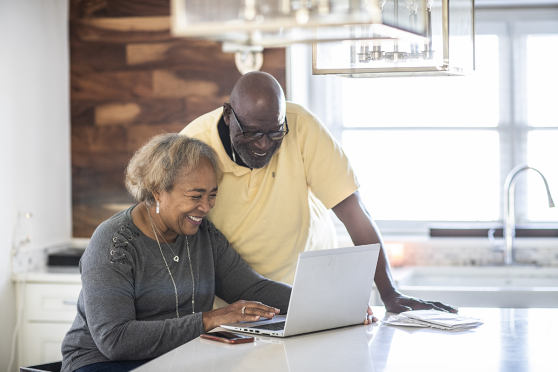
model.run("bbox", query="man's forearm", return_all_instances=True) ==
[332,192,399,301]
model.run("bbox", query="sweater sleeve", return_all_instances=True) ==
[209,225,292,314]
[80,235,205,361]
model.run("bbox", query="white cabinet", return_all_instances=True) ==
[25,283,81,322]
[14,270,81,368]
[23,323,75,366]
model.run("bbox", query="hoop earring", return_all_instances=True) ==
[156,201,160,214]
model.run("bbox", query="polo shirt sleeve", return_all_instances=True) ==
[296,106,360,209]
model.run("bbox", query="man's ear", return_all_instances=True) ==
[152,191,161,204]
[222,104,231,127]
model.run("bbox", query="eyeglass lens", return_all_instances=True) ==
[227,104,288,141]
[244,130,287,141]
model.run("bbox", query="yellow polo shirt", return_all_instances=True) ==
[180,102,359,284]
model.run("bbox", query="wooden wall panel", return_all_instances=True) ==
[71,0,287,237]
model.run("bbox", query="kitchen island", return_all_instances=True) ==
[133,307,556,372]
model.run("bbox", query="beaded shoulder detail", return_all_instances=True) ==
[109,224,139,266]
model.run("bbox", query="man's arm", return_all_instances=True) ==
[332,191,457,314]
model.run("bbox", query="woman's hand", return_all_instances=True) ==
[202,301,280,332]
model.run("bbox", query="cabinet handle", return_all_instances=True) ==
[63,300,78,306]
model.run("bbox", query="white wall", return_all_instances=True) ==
[0,0,71,370]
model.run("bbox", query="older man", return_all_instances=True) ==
[181,71,456,314]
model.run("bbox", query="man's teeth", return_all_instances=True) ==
[253,151,267,157]
[188,216,202,222]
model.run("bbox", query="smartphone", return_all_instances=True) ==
[200,331,254,344]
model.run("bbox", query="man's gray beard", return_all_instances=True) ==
[233,141,279,169]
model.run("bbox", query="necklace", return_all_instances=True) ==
[151,219,179,262]
[146,205,195,316]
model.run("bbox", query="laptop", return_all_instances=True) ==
[221,244,380,337]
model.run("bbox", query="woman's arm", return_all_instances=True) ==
[211,227,291,309]
[202,225,291,330]
[81,264,204,361]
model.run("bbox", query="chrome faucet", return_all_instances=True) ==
[503,165,555,265]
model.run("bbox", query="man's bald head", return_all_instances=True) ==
[229,72,286,122]
[223,72,288,169]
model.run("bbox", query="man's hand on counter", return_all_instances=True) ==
[364,306,378,324]
[382,291,458,314]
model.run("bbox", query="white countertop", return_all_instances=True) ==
[133,307,557,372]
[12,266,81,284]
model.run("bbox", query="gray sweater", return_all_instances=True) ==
[61,206,291,372]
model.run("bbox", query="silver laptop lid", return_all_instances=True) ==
[283,244,380,336]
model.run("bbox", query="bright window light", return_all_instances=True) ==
[343,130,500,221]
[341,35,499,128]
[527,35,558,127]
[527,131,558,221]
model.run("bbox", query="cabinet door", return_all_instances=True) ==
[25,283,82,322]
[20,322,73,366]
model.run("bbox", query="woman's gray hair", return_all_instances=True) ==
[125,133,223,203]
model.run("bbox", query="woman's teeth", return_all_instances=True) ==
[188,216,202,222]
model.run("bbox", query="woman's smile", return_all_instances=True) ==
[186,215,203,226]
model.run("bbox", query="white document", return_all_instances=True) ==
[384,310,483,330]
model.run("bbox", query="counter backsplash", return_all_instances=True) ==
[385,238,558,267]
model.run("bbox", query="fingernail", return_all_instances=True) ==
[255,316,260,320]
[275,308,280,313]
[269,312,274,317]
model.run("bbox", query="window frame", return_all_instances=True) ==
[288,6,558,236]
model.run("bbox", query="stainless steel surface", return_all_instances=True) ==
[312,0,474,76]
[133,307,558,372]
[173,0,417,46]
[472,0,476,70]
[503,165,555,265]
[394,0,400,28]
[442,0,449,67]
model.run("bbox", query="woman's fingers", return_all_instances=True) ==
[203,301,280,331]
[239,301,280,316]
[240,302,280,319]
[242,307,275,318]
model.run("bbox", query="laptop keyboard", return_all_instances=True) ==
[253,321,286,331]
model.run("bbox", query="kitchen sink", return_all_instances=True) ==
[394,266,558,308]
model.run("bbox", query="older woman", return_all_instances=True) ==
[61,134,291,372]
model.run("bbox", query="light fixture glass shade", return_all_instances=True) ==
[312,0,475,77]
[171,0,427,47]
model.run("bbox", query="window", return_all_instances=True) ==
[290,7,558,234]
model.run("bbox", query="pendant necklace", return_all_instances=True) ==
[146,205,195,316]
[151,217,180,262]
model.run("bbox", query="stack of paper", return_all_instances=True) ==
[383,310,483,331]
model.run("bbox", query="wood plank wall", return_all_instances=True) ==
[71,0,287,237]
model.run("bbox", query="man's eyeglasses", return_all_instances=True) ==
[225,103,289,142]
